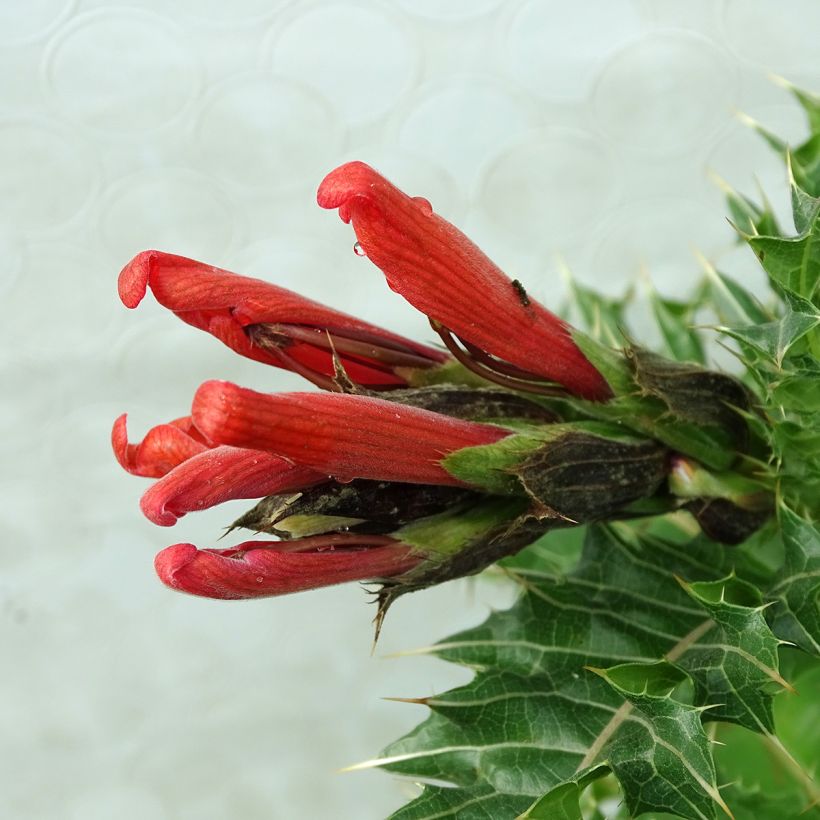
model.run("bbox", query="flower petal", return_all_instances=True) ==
[112,413,209,478]
[191,381,510,486]
[139,446,324,526]
[317,161,611,401]
[155,538,421,599]
[118,250,445,386]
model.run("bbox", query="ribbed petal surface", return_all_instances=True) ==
[140,446,323,526]
[112,413,209,478]
[155,538,421,599]
[317,161,611,401]
[118,250,445,386]
[191,381,510,486]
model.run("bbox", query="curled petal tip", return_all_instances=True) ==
[190,380,234,443]
[317,161,378,216]
[111,413,131,471]
[118,250,160,309]
[154,543,199,591]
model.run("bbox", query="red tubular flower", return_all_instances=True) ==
[112,413,210,478]
[118,250,447,390]
[317,161,612,401]
[191,380,510,486]
[155,536,421,599]
[140,446,324,526]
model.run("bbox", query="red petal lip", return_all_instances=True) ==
[155,537,421,599]
[112,413,210,478]
[139,446,323,526]
[118,250,446,387]
[191,380,510,486]
[317,161,612,402]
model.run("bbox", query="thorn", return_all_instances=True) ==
[382,695,431,706]
[692,246,718,276]
[725,217,753,241]
[768,72,792,90]
[733,108,761,130]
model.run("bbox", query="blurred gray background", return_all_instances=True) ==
[2,1,819,817]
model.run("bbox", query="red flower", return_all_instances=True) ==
[140,446,323,526]
[112,413,210,478]
[155,536,421,599]
[317,161,611,401]
[191,381,511,486]
[119,250,447,390]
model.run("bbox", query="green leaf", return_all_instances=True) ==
[519,765,609,819]
[714,173,781,238]
[590,661,726,820]
[649,290,707,364]
[775,76,820,135]
[563,273,632,348]
[379,526,784,819]
[768,505,820,655]
[677,576,785,733]
[789,152,820,234]
[719,308,820,367]
[388,783,534,820]
[747,219,820,301]
[700,259,771,326]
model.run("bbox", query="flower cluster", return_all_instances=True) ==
[116,161,757,615]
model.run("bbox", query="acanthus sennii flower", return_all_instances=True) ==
[114,161,770,623]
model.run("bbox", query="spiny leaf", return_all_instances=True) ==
[677,575,785,732]
[768,505,820,655]
[518,765,609,819]
[746,212,820,301]
[590,661,726,820]
[712,172,780,238]
[560,261,632,348]
[718,308,820,367]
[648,288,707,364]
[773,75,820,135]
[789,152,820,234]
[698,256,771,327]
[388,782,534,820]
[379,526,785,819]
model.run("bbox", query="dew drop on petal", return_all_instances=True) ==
[412,196,433,215]
[353,241,366,257]
[256,576,264,583]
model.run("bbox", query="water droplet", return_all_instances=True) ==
[197,500,204,507]
[413,196,433,215]
[353,241,366,257]
[256,576,264,583]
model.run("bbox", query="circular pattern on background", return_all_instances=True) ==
[398,79,535,191]
[504,0,645,101]
[589,197,731,298]
[722,0,820,75]
[43,9,199,134]
[266,3,418,124]
[99,169,237,263]
[170,0,287,25]
[0,242,116,361]
[393,0,503,21]
[0,120,96,230]
[479,128,617,246]
[592,33,734,156]
[0,0,74,45]
[194,73,341,191]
